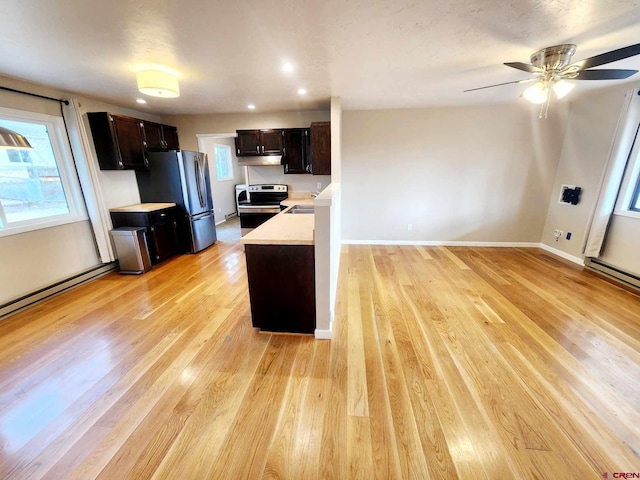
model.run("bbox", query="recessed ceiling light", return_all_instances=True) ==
[282,62,294,73]
[136,98,147,104]
[297,88,307,95]
[247,104,256,110]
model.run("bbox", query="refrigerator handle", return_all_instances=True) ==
[194,156,206,208]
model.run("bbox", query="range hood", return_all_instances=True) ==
[237,155,283,166]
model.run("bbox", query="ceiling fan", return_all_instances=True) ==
[465,43,640,117]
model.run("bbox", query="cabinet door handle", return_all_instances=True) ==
[261,145,265,154]
[256,145,260,153]
[282,147,286,156]
[237,148,241,155]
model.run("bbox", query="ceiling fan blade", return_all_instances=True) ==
[504,62,541,73]
[574,69,638,80]
[464,78,535,92]
[569,43,640,70]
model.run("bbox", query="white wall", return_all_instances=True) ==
[540,84,639,261]
[599,215,640,274]
[163,110,331,195]
[341,104,568,243]
[315,97,343,338]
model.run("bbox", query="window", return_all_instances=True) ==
[0,108,85,236]
[214,144,234,181]
[614,122,640,219]
[631,175,640,211]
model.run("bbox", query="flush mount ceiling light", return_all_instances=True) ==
[0,126,32,149]
[136,69,180,98]
[247,104,256,110]
[297,88,307,95]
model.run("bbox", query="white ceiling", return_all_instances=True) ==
[2,0,640,115]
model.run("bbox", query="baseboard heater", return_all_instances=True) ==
[0,262,117,320]
[585,258,640,291]
[225,212,238,220]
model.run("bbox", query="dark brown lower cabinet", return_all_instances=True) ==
[110,208,179,265]
[244,244,316,334]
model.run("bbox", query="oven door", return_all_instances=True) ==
[240,212,278,229]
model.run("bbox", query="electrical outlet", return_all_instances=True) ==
[408,223,412,231]
[553,229,563,242]
[566,232,572,240]
[316,182,322,191]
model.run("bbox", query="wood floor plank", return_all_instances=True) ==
[1,222,639,479]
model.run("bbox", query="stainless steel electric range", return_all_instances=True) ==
[237,184,288,236]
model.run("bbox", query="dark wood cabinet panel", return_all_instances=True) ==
[261,129,284,155]
[143,121,180,151]
[235,130,262,156]
[162,125,180,150]
[245,244,316,334]
[110,207,179,264]
[89,112,180,170]
[142,121,164,150]
[235,129,283,156]
[283,128,309,174]
[88,112,148,170]
[148,219,178,263]
[310,122,331,175]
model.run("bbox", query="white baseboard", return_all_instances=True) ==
[537,243,584,266]
[342,239,540,247]
[314,328,333,339]
[0,263,117,320]
[341,239,585,266]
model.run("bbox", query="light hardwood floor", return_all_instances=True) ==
[1,222,639,479]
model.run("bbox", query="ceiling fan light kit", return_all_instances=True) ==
[465,42,640,118]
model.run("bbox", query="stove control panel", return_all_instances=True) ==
[248,184,288,193]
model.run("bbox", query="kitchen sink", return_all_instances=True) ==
[285,205,315,214]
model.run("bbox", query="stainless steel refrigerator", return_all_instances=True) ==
[136,150,217,253]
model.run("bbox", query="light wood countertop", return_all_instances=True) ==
[240,206,314,245]
[280,197,315,207]
[109,203,177,213]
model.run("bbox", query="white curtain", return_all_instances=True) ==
[62,99,115,262]
[584,89,640,258]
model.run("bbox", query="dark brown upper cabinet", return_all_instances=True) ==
[88,112,148,170]
[282,128,310,174]
[235,129,284,156]
[310,122,331,175]
[88,112,180,170]
[142,121,179,151]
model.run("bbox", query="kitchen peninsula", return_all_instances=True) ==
[241,203,316,334]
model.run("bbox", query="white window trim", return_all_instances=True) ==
[614,121,640,219]
[214,143,234,181]
[0,106,87,238]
